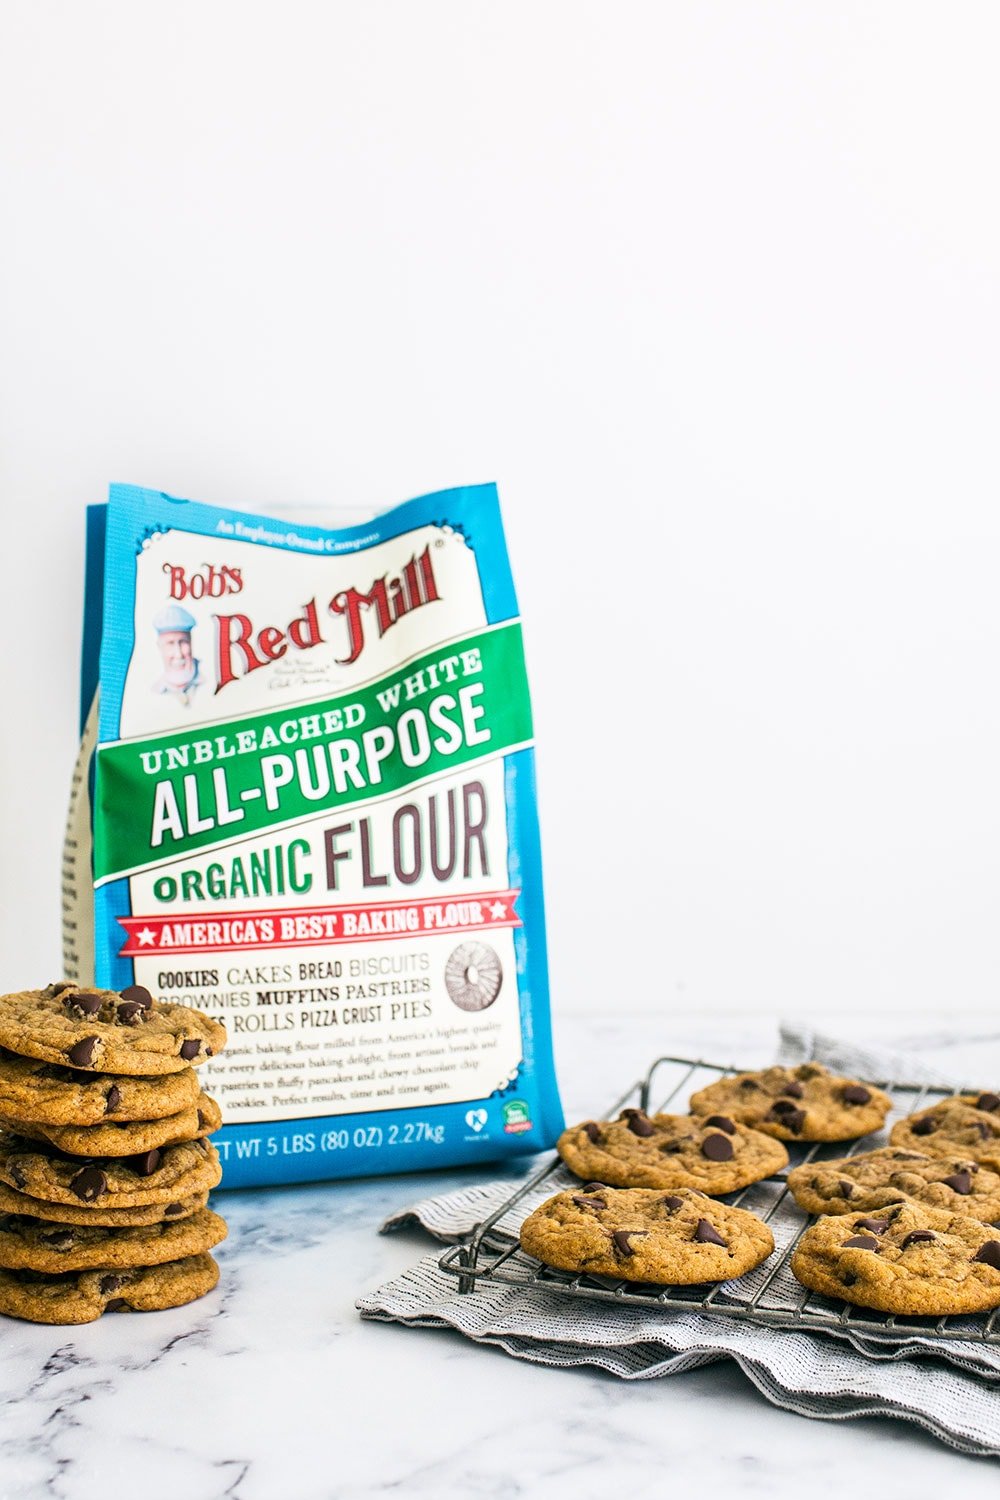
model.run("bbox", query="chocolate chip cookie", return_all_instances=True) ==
[0,985,225,1075]
[0,1251,220,1323]
[0,1132,221,1209]
[557,1109,788,1193]
[791,1202,1000,1314]
[0,1181,209,1228]
[890,1100,1000,1171]
[787,1146,1000,1223]
[0,1049,201,1125]
[520,1185,775,1283]
[0,1207,227,1272]
[9,1091,222,1158]
[689,1063,891,1142]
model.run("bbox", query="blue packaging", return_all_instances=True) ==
[65,483,563,1187]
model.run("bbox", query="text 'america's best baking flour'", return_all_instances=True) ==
[63,483,563,1187]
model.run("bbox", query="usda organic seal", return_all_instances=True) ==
[445,941,503,1011]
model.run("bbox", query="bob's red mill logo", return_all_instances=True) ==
[163,548,441,693]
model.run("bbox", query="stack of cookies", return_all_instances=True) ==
[0,982,227,1324]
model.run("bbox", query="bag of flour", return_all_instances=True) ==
[64,483,563,1187]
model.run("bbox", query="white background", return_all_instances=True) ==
[2,1,999,1027]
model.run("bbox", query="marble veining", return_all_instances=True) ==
[2,1014,1000,1499]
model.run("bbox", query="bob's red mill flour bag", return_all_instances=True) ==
[64,483,563,1187]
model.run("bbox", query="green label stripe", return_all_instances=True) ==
[94,622,531,882]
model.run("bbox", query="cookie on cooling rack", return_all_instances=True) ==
[791,1201,1000,1315]
[520,1185,775,1285]
[556,1108,788,1193]
[689,1063,891,1142]
[787,1146,1000,1222]
[890,1100,1000,1171]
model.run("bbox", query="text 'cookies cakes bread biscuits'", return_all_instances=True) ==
[0,982,227,1322]
[787,1146,1000,1222]
[791,1201,1000,1316]
[520,1185,775,1284]
[890,1099,1000,1172]
[0,1252,221,1324]
[689,1063,891,1142]
[556,1108,789,1193]
[0,985,224,1075]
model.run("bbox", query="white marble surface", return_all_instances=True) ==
[3,1013,1000,1499]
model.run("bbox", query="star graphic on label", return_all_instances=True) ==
[488,901,509,921]
[136,927,157,946]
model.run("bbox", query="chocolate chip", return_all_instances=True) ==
[67,1036,100,1069]
[116,1002,146,1026]
[911,1116,936,1136]
[703,1115,736,1134]
[853,1217,890,1233]
[582,1182,606,1192]
[976,1093,1000,1113]
[701,1133,734,1161]
[770,1098,799,1115]
[973,1241,1000,1269]
[98,1274,123,1294]
[128,1149,161,1176]
[612,1229,647,1256]
[976,1121,997,1141]
[842,1235,880,1251]
[164,1202,183,1216]
[67,991,103,1017]
[105,1085,122,1114]
[694,1218,727,1246]
[197,1110,207,1130]
[943,1171,973,1195]
[901,1231,936,1248]
[70,1166,107,1202]
[119,984,153,1010]
[842,1085,871,1105]
[572,1194,607,1210]
[582,1123,602,1144]
[10,1164,27,1189]
[105,1298,129,1313]
[738,1078,761,1090]
[179,1039,201,1060]
[663,1196,684,1210]
[43,981,74,997]
[838,1181,855,1198]
[767,1104,806,1133]
[781,1081,804,1099]
[41,1229,74,1247]
[621,1109,655,1138]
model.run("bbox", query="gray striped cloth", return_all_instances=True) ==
[358,1027,1000,1456]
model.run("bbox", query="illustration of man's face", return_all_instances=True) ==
[158,629,195,685]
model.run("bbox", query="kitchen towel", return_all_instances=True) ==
[358,1028,1000,1457]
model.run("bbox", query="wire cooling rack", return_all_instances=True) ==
[437,1055,1000,1350]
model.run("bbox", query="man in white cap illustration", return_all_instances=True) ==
[152,603,202,704]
